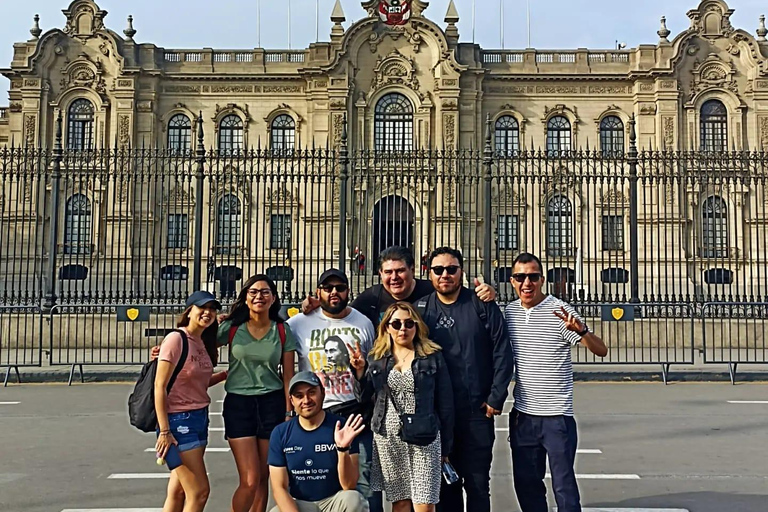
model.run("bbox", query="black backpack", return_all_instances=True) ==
[128,329,189,433]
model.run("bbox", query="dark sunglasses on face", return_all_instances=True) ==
[389,319,416,330]
[320,284,349,293]
[511,273,542,283]
[431,265,461,276]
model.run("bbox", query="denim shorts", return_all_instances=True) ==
[158,407,209,452]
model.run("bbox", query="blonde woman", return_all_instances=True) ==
[350,302,454,512]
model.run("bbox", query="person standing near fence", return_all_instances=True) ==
[418,247,514,512]
[504,253,607,512]
[218,275,298,512]
[286,268,378,511]
[153,291,222,512]
[301,246,497,329]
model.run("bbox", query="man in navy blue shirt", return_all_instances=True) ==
[269,371,368,512]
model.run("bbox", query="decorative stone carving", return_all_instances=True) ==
[210,85,253,93]
[369,49,424,101]
[165,187,192,204]
[118,115,131,148]
[441,99,458,110]
[63,0,107,37]
[24,79,39,87]
[330,99,347,110]
[23,180,33,203]
[588,86,629,95]
[314,81,328,88]
[494,187,524,205]
[263,85,304,93]
[600,187,628,206]
[442,79,457,87]
[164,85,201,93]
[443,115,456,149]
[60,60,107,97]
[687,53,738,103]
[659,81,677,90]
[24,115,36,146]
[117,79,132,87]
[214,103,252,124]
[662,117,675,149]
[9,103,22,112]
[115,180,129,202]
[10,79,22,89]
[332,114,345,148]
[137,101,153,113]
[759,117,768,150]
[639,103,657,115]
[639,83,654,92]
[267,184,297,204]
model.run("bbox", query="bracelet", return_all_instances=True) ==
[159,430,171,436]
[336,444,350,452]
[577,326,590,337]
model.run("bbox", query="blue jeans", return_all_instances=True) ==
[357,428,383,512]
[509,410,581,512]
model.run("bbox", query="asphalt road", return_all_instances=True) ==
[0,382,766,512]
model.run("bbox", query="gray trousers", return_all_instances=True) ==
[269,490,369,512]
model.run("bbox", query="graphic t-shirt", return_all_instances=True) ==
[287,309,375,409]
[217,320,297,396]
[268,412,359,502]
[351,279,435,328]
[158,328,213,413]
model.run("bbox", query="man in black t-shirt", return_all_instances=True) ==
[418,247,514,512]
[302,246,496,329]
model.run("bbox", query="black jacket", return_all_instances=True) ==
[356,351,455,457]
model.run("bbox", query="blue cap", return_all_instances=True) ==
[185,290,222,310]
[289,371,323,394]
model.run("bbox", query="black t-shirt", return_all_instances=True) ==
[351,279,435,328]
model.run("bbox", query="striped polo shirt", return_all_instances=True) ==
[504,295,585,416]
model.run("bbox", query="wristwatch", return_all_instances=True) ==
[577,325,590,337]
[336,444,351,452]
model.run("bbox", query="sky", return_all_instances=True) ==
[0,0,766,101]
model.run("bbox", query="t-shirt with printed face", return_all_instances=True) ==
[268,412,359,502]
[287,308,375,409]
[158,328,213,413]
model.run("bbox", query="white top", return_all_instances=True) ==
[286,308,375,409]
[504,295,584,416]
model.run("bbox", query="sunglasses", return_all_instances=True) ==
[511,273,542,283]
[389,319,416,330]
[320,284,349,293]
[431,265,461,276]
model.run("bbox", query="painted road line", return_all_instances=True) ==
[0,401,20,405]
[210,427,225,432]
[144,447,230,453]
[209,411,222,416]
[62,509,162,512]
[727,400,768,404]
[578,509,689,512]
[108,473,170,479]
[546,473,640,480]
[216,399,224,403]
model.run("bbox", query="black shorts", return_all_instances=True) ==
[223,390,285,440]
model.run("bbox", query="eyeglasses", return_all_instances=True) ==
[320,284,349,293]
[247,288,273,298]
[511,273,542,283]
[431,265,461,276]
[389,319,416,330]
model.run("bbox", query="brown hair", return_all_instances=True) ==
[177,306,219,366]
[370,302,441,360]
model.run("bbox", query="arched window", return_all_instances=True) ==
[700,100,727,152]
[218,115,243,153]
[216,194,241,255]
[546,116,571,156]
[374,93,413,152]
[64,194,91,254]
[167,114,192,153]
[270,114,296,152]
[547,195,573,256]
[67,99,94,151]
[599,116,624,156]
[702,195,728,258]
[495,116,520,155]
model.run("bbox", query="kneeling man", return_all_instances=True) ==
[269,371,369,512]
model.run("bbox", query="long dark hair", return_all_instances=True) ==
[228,274,282,326]
[177,307,219,366]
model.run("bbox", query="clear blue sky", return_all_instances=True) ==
[1,0,765,101]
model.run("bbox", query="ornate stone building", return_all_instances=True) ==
[1,0,768,303]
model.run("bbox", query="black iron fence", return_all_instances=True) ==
[1,114,767,378]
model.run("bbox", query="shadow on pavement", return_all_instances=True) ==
[588,491,767,512]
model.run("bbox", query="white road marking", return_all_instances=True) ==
[216,400,224,403]
[576,509,689,512]
[144,447,230,453]
[547,473,640,480]
[62,509,162,512]
[209,412,222,416]
[107,473,170,479]
[210,427,225,432]
[0,401,20,405]
[727,400,768,404]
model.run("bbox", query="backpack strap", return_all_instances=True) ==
[277,322,286,348]
[228,325,238,346]
[166,329,189,394]
[470,292,491,334]
[415,297,429,319]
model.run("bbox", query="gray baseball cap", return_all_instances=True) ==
[289,371,323,394]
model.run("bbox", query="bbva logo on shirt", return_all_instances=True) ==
[315,443,337,452]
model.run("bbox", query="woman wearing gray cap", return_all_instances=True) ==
[154,290,223,512]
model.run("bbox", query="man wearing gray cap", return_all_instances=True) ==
[269,371,368,512]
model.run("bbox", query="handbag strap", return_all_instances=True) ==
[382,378,404,416]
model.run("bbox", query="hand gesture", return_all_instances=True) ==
[334,414,365,450]
[155,431,178,461]
[217,313,228,324]
[482,402,501,418]
[150,345,160,361]
[346,341,365,378]
[553,306,585,333]
[301,295,321,315]
[474,278,497,302]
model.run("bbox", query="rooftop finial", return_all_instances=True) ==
[30,14,42,39]
[123,15,136,41]
[658,16,671,43]
[757,15,767,42]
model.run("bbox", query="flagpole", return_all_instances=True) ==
[500,0,504,49]
[288,0,292,50]
[257,0,261,48]
[316,0,320,42]
[472,0,476,43]
[527,0,531,48]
